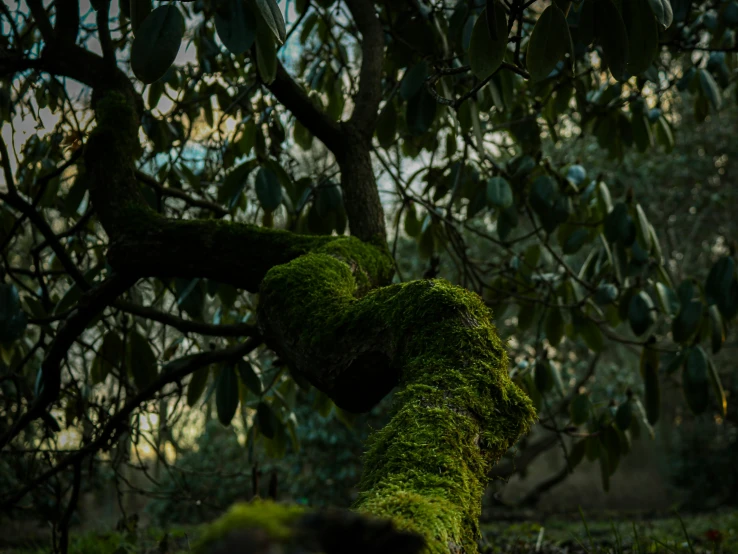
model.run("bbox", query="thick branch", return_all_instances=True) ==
[266,63,345,155]
[343,0,383,133]
[54,0,80,43]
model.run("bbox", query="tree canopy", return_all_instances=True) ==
[1,0,737,552]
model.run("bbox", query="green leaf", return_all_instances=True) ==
[526,5,573,82]
[603,202,636,246]
[594,0,629,81]
[672,280,703,343]
[655,282,680,316]
[535,360,554,393]
[469,4,508,80]
[92,332,124,384]
[257,400,276,438]
[127,331,158,389]
[595,284,618,306]
[683,346,709,414]
[633,203,652,252]
[545,306,565,346]
[640,342,660,424]
[175,278,205,320]
[406,88,437,135]
[698,69,722,111]
[615,400,632,431]
[376,103,397,149]
[705,256,735,316]
[708,304,725,354]
[647,0,673,28]
[568,439,587,470]
[400,61,429,100]
[216,365,239,425]
[622,0,659,76]
[237,359,262,395]
[130,0,152,35]
[131,5,185,84]
[655,115,674,152]
[707,357,727,418]
[486,176,513,209]
[563,229,589,255]
[255,18,277,84]
[187,366,210,407]
[255,166,283,211]
[255,0,286,43]
[404,205,422,238]
[629,291,656,336]
[0,284,28,343]
[218,161,253,209]
[214,0,256,54]
[570,393,591,425]
[631,115,654,152]
[316,183,342,217]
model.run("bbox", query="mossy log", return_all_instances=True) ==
[86,91,536,553]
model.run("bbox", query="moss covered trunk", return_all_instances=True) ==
[86,91,535,553]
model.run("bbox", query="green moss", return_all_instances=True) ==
[193,501,305,552]
[259,252,536,552]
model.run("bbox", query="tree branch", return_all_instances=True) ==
[0,339,260,509]
[266,63,345,156]
[343,0,383,134]
[116,300,260,337]
[27,0,54,43]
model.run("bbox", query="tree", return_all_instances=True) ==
[0,0,737,552]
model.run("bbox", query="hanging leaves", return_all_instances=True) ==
[126,330,158,389]
[131,5,185,84]
[469,3,508,80]
[216,365,239,425]
[526,5,573,82]
[214,0,256,54]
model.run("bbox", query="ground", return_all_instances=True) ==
[2,509,736,553]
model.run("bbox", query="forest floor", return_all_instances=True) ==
[2,508,736,553]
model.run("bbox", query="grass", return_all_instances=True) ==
[479,509,738,553]
[2,509,736,553]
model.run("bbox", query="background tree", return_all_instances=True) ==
[1,0,737,552]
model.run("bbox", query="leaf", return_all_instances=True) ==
[705,256,736,317]
[0,284,28,343]
[526,5,573,82]
[92,332,124,384]
[707,358,727,418]
[216,365,239,425]
[594,0,629,81]
[255,166,283,211]
[237,359,262,395]
[316,183,343,217]
[214,0,256,54]
[257,401,276,438]
[218,161,253,209]
[127,331,158,389]
[175,278,205,319]
[615,400,632,431]
[655,115,674,152]
[255,0,286,43]
[400,61,429,100]
[683,346,709,414]
[376,103,397,149]
[404,205,422,238]
[672,280,703,343]
[640,341,660,424]
[486,176,513,209]
[469,4,508,80]
[568,439,587,470]
[633,204,652,252]
[131,5,185,84]
[406,88,437,135]
[130,0,152,35]
[595,284,618,306]
[187,366,210,407]
[622,0,660,76]
[629,291,656,336]
[647,0,674,28]
[545,306,565,346]
[563,229,589,255]
[570,393,591,425]
[709,304,725,354]
[534,360,553,393]
[655,282,680,316]
[631,115,654,152]
[603,203,636,246]
[255,19,277,84]
[698,69,722,111]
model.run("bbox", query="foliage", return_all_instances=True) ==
[1,0,738,549]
